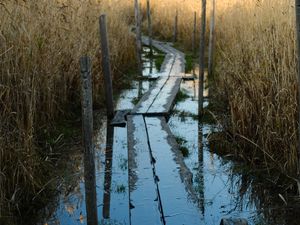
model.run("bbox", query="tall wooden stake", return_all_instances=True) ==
[199,0,207,117]
[173,10,178,43]
[135,0,143,76]
[99,14,115,119]
[208,0,216,79]
[147,0,153,56]
[192,11,197,55]
[295,0,300,174]
[80,56,98,225]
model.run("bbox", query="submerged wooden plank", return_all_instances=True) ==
[127,115,163,225]
[145,117,202,225]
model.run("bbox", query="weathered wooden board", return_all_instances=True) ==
[146,77,182,115]
[180,73,196,80]
[145,117,202,225]
[110,109,131,127]
[132,76,169,114]
[132,37,185,116]
[127,115,163,225]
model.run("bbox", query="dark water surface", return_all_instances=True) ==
[41,47,300,225]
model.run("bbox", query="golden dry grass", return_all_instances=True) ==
[0,0,136,218]
[215,0,299,173]
[141,0,199,48]
[1,0,299,220]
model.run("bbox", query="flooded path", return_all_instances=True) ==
[42,44,300,225]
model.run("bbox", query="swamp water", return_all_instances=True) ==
[38,47,300,225]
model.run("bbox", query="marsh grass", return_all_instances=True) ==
[2,0,300,221]
[0,0,136,219]
[214,0,299,174]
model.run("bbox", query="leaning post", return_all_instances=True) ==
[99,14,115,119]
[80,56,98,225]
[208,0,216,79]
[295,0,300,174]
[173,10,178,43]
[135,0,143,76]
[147,0,153,55]
[192,11,197,56]
[199,0,207,117]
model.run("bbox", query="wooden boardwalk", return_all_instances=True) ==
[127,39,202,224]
[132,38,185,116]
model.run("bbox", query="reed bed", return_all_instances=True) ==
[141,0,200,48]
[1,0,299,221]
[214,0,299,173]
[0,0,136,219]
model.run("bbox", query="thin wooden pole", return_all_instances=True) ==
[99,14,115,119]
[147,0,153,56]
[173,10,178,43]
[135,0,143,76]
[295,0,300,174]
[208,0,216,79]
[80,56,98,225]
[192,11,197,55]
[199,0,207,117]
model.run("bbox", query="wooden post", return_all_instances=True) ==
[208,0,216,79]
[135,0,143,76]
[147,0,153,56]
[198,0,207,117]
[192,11,197,55]
[80,56,98,225]
[173,10,178,43]
[99,14,115,119]
[295,0,300,174]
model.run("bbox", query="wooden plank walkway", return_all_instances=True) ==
[144,117,201,224]
[127,38,202,224]
[132,38,185,116]
[127,115,163,225]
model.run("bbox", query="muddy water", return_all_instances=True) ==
[42,47,300,225]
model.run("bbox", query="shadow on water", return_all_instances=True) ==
[37,46,300,225]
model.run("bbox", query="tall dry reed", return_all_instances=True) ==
[0,0,135,218]
[2,0,299,221]
[140,0,201,49]
[214,0,299,173]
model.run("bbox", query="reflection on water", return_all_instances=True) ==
[39,46,300,225]
[197,124,205,216]
[102,122,114,219]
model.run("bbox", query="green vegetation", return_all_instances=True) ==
[175,90,189,103]
[185,54,194,73]
[180,146,190,157]
[175,136,188,146]
[175,136,189,157]
[116,184,126,193]
[154,54,165,71]
[131,97,140,105]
